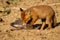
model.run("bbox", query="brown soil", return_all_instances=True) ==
[0,0,60,40]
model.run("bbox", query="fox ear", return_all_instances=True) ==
[20,8,24,11]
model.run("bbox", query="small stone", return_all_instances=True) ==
[6,1,10,5]
[10,29,15,31]
[0,18,4,22]
[6,30,10,32]
[0,30,2,32]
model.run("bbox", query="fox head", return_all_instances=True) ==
[20,8,31,20]
[20,8,31,25]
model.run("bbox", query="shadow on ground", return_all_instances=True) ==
[32,22,60,29]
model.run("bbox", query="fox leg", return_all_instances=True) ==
[46,17,52,29]
[27,16,38,29]
[40,18,46,30]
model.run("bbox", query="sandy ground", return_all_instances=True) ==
[0,0,60,40]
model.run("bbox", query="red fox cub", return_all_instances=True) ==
[11,5,56,30]
[20,5,56,30]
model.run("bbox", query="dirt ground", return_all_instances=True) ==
[0,0,60,40]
